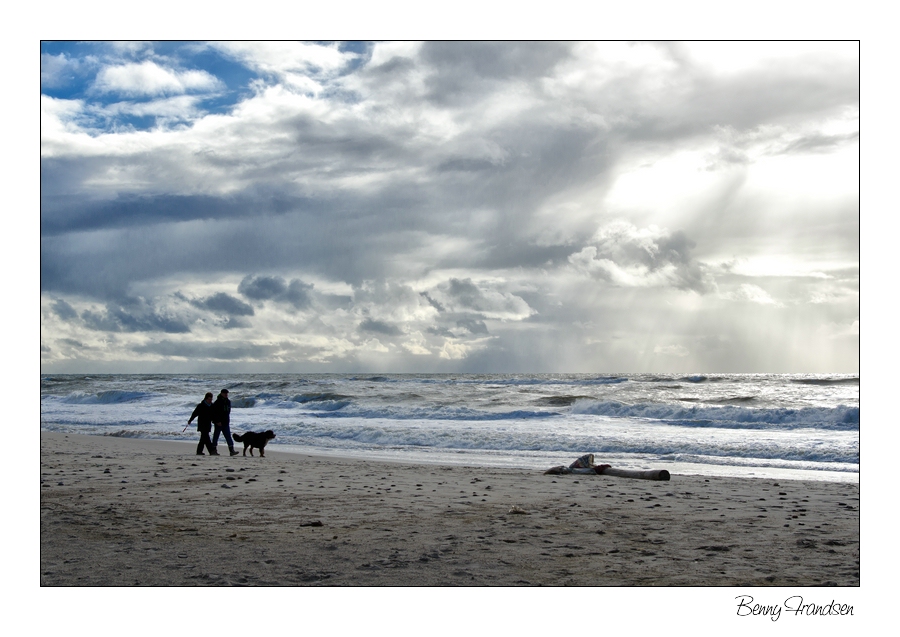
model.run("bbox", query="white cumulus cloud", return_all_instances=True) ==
[93,61,222,96]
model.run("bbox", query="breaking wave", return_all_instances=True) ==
[570,400,859,430]
[57,390,154,405]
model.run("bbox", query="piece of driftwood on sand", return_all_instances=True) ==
[543,464,671,480]
[598,467,671,481]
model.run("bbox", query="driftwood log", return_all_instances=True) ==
[598,467,670,481]
[543,465,672,480]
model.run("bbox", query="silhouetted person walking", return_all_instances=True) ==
[189,392,217,456]
[213,388,238,456]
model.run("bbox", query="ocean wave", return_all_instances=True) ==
[536,395,596,406]
[309,406,560,421]
[705,396,757,404]
[569,400,859,430]
[268,421,859,465]
[657,454,859,473]
[791,377,859,386]
[285,394,354,412]
[449,376,629,387]
[57,390,154,405]
[42,417,860,466]
[585,377,629,385]
[638,375,728,384]
[291,393,353,404]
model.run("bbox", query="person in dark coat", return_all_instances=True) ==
[188,392,217,456]
[212,388,238,456]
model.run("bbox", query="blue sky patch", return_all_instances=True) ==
[42,41,268,131]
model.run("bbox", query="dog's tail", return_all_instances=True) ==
[232,433,244,442]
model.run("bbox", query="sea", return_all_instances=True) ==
[39,373,859,483]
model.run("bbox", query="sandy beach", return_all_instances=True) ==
[40,431,859,587]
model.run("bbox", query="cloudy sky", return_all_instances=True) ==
[40,41,859,373]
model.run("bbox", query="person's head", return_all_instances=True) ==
[220,389,229,397]
[204,392,213,401]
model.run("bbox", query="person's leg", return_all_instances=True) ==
[223,423,236,454]
[197,436,205,455]
[202,431,217,454]
[212,424,221,449]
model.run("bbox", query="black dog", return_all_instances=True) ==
[232,430,276,457]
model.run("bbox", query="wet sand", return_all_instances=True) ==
[40,431,859,586]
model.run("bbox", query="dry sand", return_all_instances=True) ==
[40,431,859,587]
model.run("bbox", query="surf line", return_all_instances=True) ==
[735,595,854,621]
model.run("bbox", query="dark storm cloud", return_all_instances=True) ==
[441,278,532,317]
[421,292,445,313]
[44,222,338,308]
[40,211,369,300]
[51,298,78,320]
[39,185,313,236]
[43,134,529,296]
[284,280,314,309]
[238,275,288,300]
[81,303,191,333]
[238,275,314,309]
[358,317,403,336]
[446,278,483,308]
[191,292,254,316]
[456,317,489,335]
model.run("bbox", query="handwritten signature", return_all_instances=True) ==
[735,595,854,621]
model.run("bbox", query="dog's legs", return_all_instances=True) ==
[249,447,254,456]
